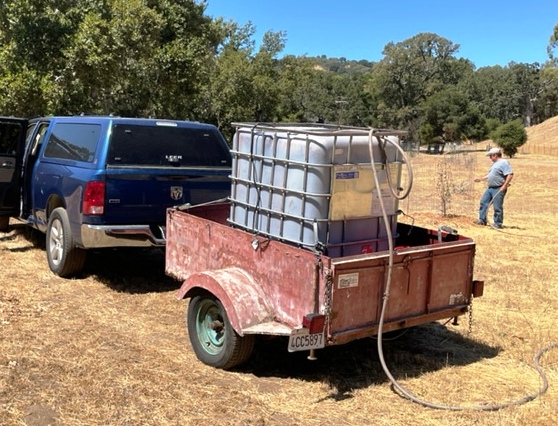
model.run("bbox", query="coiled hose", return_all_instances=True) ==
[367,128,557,411]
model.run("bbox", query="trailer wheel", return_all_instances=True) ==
[46,208,86,277]
[187,293,255,369]
[0,216,9,232]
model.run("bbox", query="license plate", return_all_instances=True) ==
[288,327,325,352]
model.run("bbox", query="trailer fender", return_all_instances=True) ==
[177,267,273,336]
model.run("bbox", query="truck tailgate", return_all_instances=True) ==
[103,168,230,224]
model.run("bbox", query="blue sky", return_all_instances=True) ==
[203,0,558,68]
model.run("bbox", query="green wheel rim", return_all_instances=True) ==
[195,299,225,356]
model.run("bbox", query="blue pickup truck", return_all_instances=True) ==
[0,116,231,277]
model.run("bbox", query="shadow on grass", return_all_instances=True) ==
[84,247,180,294]
[0,223,45,249]
[3,223,178,293]
[240,322,499,399]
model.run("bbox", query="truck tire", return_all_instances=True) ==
[46,208,86,277]
[0,216,9,232]
[187,292,255,369]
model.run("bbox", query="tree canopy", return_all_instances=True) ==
[1,1,557,144]
[492,120,527,157]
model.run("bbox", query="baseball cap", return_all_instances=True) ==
[486,147,501,156]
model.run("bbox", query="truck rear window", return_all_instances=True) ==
[107,124,231,167]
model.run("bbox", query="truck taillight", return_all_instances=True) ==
[83,181,105,215]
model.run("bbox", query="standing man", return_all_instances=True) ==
[474,147,514,229]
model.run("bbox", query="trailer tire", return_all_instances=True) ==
[187,292,255,369]
[46,208,86,277]
[0,216,9,232]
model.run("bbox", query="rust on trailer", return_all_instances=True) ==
[327,239,476,343]
[166,204,328,334]
[176,267,273,336]
[327,307,469,346]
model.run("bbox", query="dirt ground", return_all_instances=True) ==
[1,148,558,425]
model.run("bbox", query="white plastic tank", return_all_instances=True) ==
[229,123,405,257]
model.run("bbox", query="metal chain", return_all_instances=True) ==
[467,297,474,334]
[323,266,333,331]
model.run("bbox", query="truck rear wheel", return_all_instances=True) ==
[187,293,255,369]
[46,208,86,277]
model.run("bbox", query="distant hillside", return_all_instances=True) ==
[522,116,558,156]
[311,56,374,74]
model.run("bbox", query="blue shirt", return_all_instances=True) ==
[487,159,513,188]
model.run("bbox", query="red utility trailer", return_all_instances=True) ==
[165,202,483,369]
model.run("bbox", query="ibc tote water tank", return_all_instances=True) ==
[228,123,406,257]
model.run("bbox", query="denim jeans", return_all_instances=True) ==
[478,187,507,227]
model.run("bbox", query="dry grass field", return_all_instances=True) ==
[2,141,558,425]
[524,115,558,156]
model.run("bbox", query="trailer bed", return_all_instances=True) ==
[166,202,483,365]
